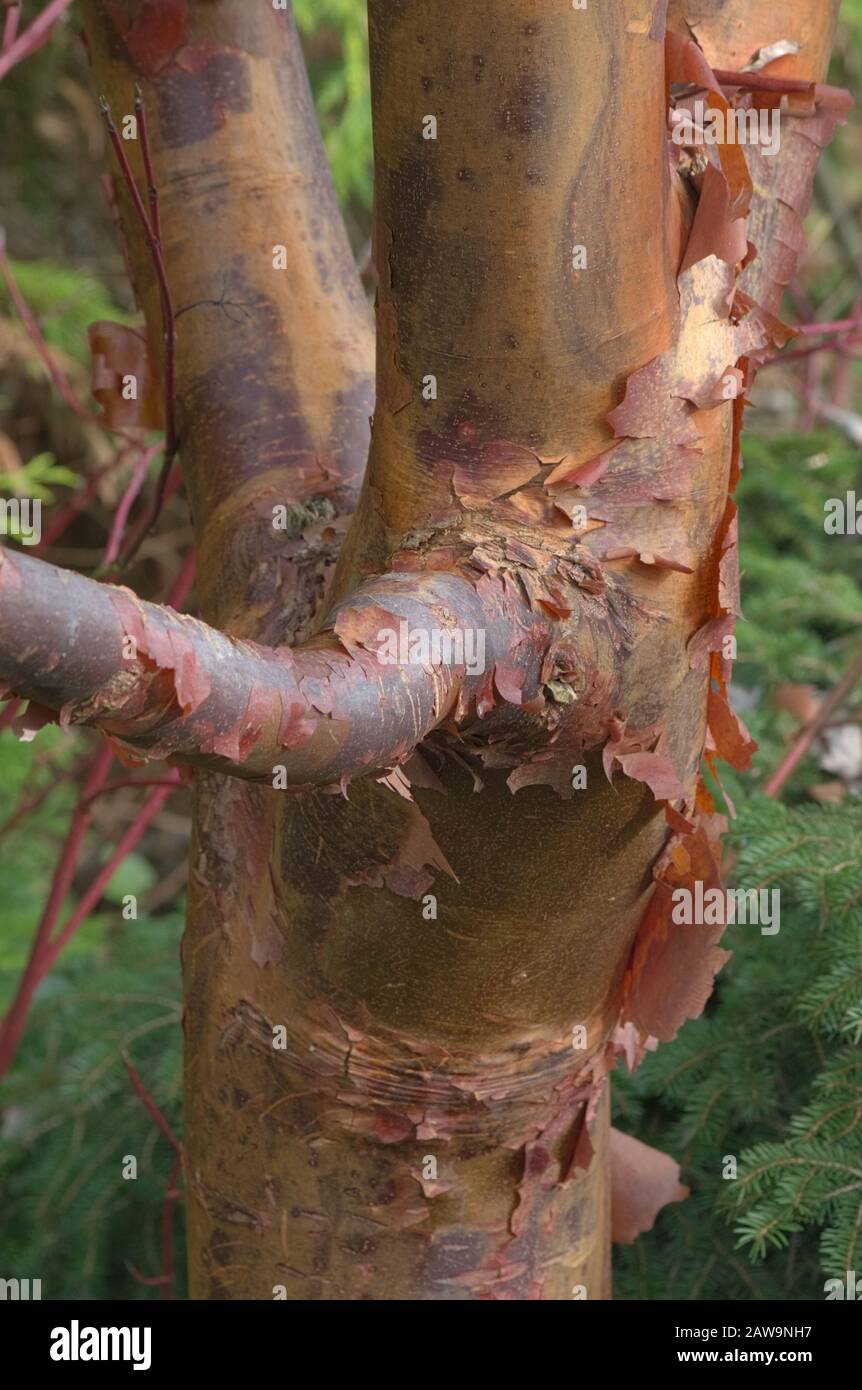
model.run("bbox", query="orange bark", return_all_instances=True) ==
[0,0,846,1298]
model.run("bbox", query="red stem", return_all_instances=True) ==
[0,756,83,838]
[165,544,197,608]
[711,68,814,95]
[45,781,178,966]
[0,766,179,1076]
[763,650,862,798]
[134,83,161,244]
[0,743,114,1077]
[0,551,193,1077]
[126,1154,184,1298]
[82,775,181,808]
[161,1150,184,1300]
[0,235,142,482]
[116,465,183,569]
[0,231,102,425]
[35,459,122,555]
[100,97,178,559]
[765,339,862,367]
[121,1051,182,1154]
[102,441,163,568]
[2,3,20,52]
[797,317,862,338]
[0,0,71,81]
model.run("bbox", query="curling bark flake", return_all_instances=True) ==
[0,0,848,1298]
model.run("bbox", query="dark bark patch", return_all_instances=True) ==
[417,394,543,481]
[424,1230,489,1288]
[155,51,251,148]
[383,153,445,314]
[498,76,551,139]
[282,789,395,899]
[342,1235,377,1257]
[210,1228,236,1267]
[182,286,314,509]
[103,0,187,75]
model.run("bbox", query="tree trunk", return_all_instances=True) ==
[0,0,845,1298]
[186,0,673,1301]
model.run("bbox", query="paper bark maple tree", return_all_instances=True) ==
[0,0,850,1299]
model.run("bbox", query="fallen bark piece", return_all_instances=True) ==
[610,1127,689,1243]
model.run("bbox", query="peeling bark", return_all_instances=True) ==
[667,0,840,80]
[0,547,569,788]
[81,0,374,640]
[0,0,847,1298]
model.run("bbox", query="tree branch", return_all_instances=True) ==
[0,547,548,788]
[666,0,841,80]
[81,0,374,637]
[0,0,71,80]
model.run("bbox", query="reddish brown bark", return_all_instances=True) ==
[81,0,374,640]
[667,0,840,79]
[0,0,847,1298]
[0,546,557,787]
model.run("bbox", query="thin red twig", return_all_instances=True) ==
[0,229,102,424]
[35,459,122,554]
[112,466,182,568]
[0,761,180,1076]
[764,339,862,367]
[2,3,21,53]
[160,1150,184,1300]
[82,776,181,809]
[165,544,197,608]
[0,743,114,1077]
[121,1052,182,1154]
[101,441,163,568]
[760,312,862,369]
[0,232,145,537]
[46,780,179,965]
[0,755,84,838]
[711,68,814,95]
[121,1054,184,1299]
[122,1049,184,1305]
[134,83,161,244]
[763,649,862,799]
[124,1149,184,1299]
[100,96,178,561]
[0,0,72,81]
[797,316,862,338]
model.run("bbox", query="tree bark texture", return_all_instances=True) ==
[0,0,847,1298]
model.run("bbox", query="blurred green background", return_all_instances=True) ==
[0,1,861,1301]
